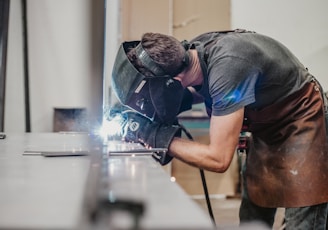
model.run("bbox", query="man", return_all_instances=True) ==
[111,29,328,229]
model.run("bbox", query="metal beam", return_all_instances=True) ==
[0,0,10,132]
[22,0,31,132]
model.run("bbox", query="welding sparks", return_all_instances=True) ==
[98,114,125,140]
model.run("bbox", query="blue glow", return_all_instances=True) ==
[225,90,242,103]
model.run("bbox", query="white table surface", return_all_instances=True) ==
[0,133,214,230]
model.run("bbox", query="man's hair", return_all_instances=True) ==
[127,33,187,77]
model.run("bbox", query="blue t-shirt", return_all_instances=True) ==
[190,30,312,116]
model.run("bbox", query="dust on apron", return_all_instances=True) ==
[244,80,328,208]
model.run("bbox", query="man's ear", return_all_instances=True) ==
[173,71,188,88]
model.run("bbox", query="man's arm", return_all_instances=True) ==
[169,107,244,173]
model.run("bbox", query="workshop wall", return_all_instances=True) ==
[4,0,328,133]
[5,0,25,132]
[231,0,328,90]
[5,0,104,132]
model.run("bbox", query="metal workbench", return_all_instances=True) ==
[0,133,214,230]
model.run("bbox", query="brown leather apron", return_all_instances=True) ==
[244,81,328,208]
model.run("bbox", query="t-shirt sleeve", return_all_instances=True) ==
[208,56,260,116]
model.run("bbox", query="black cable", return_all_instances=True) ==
[180,125,216,227]
[22,0,31,132]
[200,168,216,226]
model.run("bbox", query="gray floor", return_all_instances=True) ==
[193,197,285,229]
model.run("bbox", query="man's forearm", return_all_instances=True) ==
[168,137,233,173]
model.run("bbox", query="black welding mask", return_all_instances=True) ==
[111,41,189,123]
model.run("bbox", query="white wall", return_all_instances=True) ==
[5,0,104,132]
[5,0,25,132]
[103,0,120,108]
[5,1,328,132]
[231,0,328,89]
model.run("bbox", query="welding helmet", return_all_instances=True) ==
[111,40,190,123]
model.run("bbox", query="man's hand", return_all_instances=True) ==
[122,111,182,165]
